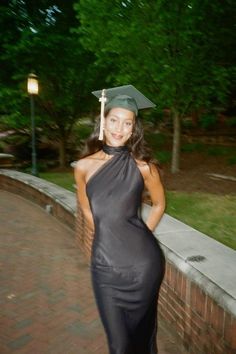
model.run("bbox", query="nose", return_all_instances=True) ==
[115,121,123,132]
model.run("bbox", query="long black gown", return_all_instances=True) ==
[86,144,165,354]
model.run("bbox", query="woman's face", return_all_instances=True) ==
[104,107,135,147]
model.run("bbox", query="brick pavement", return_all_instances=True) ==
[0,190,187,354]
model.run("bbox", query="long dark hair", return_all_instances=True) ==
[79,111,161,171]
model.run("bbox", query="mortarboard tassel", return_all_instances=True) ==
[98,89,107,141]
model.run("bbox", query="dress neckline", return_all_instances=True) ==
[102,144,129,155]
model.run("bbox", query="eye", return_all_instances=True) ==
[110,118,116,123]
[125,121,132,126]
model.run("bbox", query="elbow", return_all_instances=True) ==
[161,195,166,213]
[159,204,165,218]
[154,200,165,213]
[161,200,166,214]
[153,203,165,220]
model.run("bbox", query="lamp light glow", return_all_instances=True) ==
[27,73,39,95]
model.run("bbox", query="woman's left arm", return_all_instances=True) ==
[141,163,165,232]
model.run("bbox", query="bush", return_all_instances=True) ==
[228,156,236,165]
[3,134,31,160]
[199,113,217,129]
[206,146,231,156]
[226,116,236,127]
[145,132,167,149]
[74,122,93,142]
[181,142,204,152]
[154,150,171,164]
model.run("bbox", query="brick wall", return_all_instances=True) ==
[159,261,236,354]
[75,203,93,261]
[0,171,75,231]
[0,169,235,354]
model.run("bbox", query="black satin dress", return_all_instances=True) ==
[86,144,165,354]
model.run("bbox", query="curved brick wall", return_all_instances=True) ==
[0,169,235,354]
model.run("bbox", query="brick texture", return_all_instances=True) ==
[158,262,236,354]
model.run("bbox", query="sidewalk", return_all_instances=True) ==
[0,190,187,354]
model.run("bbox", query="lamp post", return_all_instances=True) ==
[27,73,39,176]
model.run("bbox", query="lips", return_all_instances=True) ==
[111,134,123,140]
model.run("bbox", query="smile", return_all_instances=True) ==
[111,134,123,140]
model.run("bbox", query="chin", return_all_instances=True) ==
[106,140,124,147]
[105,135,128,147]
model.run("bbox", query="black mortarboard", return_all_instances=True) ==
[92,85,156,140]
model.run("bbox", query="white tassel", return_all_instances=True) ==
[98,89,107,141]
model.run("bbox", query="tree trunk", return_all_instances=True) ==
[171,109,181,173]
[59,136,67,168]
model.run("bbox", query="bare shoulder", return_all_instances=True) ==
[75,157,90,172]
[75,151,101,171]
[135,158,160,181]
[75,151,106,183]
[74,158,88,179]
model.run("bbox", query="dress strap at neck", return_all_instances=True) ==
[102,144,129,155]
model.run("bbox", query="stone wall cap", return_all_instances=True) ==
[142,204,236,315]
[0,169,77,212]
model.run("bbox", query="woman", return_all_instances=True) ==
[74,85,165,354]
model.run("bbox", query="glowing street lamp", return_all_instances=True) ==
[27,73,39,176]
[27,73,39,95]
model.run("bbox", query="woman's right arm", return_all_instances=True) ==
[74,160,95,232]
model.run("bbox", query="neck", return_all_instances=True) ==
[102,144,129,155]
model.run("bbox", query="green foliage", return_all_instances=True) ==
[0,87,31,130]
[181,142,236,167]
[182,118,194,129]
[145,131,171,163]
[1,0,235,171]
[75,0,234,115]
[25,159,57,173]
[0,0,106,167]
[2,133,31,159]
[75,0,235,172]
[154,151,172,164]
[181,143,236,165]
[181,142,204,152]
[145,132,167,149]
[199,114,218,129]
[74,122,93,141]
[206,146,233,157]
[226,117,236,127]
[228,156,236,165]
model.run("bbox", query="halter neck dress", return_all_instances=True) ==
[86,144,165,354]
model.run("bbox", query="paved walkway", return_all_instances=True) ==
[0,190,187,354]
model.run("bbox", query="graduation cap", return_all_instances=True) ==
[92,85,156,140]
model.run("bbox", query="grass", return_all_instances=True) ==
[39,172,75,192]
[40,171,236,250]
[166,191,236,250]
